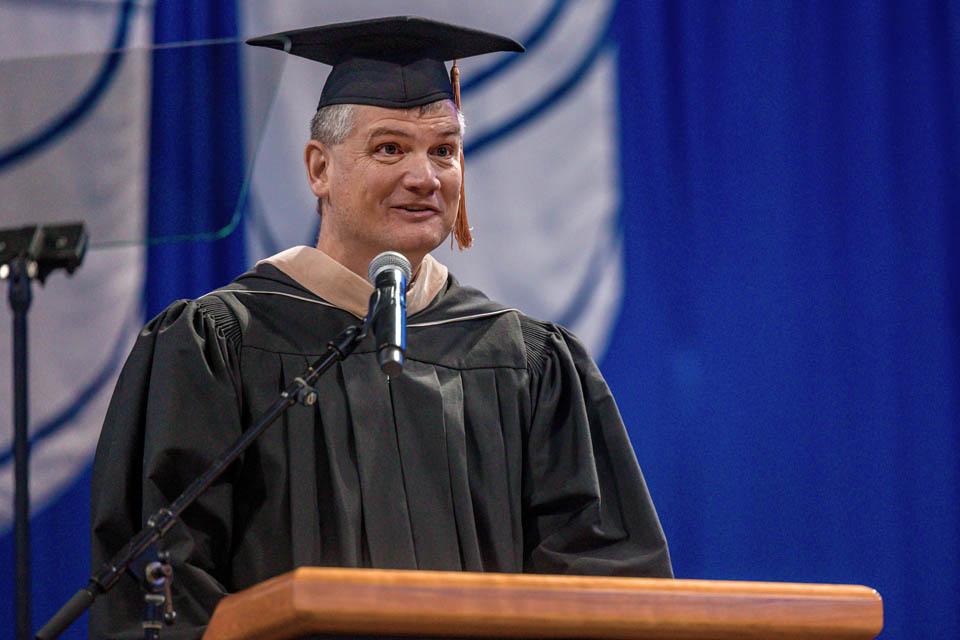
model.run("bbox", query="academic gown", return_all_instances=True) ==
[89,264,672,639]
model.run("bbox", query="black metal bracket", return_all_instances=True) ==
[132,546,177,640]
[0,223,87,285]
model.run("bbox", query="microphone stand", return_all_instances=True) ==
[34,318,370,640]
[7,254,34,640]
[1,223,87,640]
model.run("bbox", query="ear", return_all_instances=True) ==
[304,140,331,199]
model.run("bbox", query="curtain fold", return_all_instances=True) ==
[147,0,247,318]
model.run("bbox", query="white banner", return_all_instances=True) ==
[0,0,152,533]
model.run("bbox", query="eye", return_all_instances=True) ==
[377,142,402,155]
[434,144,456,158]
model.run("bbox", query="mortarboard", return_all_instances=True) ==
[246,16,524,109]
[246,16,525,249]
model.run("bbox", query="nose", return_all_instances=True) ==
[402,152,441,194]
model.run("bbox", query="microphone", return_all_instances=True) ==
[367,251,412,377]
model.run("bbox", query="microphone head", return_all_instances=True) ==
[367,251,413,284]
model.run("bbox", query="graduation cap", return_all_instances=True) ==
[246,16,525,249]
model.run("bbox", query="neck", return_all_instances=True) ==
[315,237,424,282]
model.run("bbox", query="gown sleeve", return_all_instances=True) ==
[89,297,243,639]
[521,322,673,578]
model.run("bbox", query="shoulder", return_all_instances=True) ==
[136,295,244,363]
[425,274,581,375]
[515,314,592,381]
[143,276,261,348]
[190,265,358,354]
[137,264,296,349]
[203,263,320,317]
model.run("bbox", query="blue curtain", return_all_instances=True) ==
[605,1,959,638]
[147,0,247,317]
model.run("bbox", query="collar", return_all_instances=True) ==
[255,246,449,318]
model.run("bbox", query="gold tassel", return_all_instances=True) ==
[450,60,472,249]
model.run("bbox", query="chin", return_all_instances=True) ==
[389,239,442,261]
[386,226,451,256]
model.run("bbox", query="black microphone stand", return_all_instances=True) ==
[34,316,371,640]
[7,255,33,640]
[1,223,87,640]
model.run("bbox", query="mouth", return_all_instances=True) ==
[390,204,440,217]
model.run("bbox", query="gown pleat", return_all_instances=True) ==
[313,360,364,567]
[280,353,323,567]
[461,368,519,570]
[434,366,481,570]
[391,362,463,569]
[342,355,418,568]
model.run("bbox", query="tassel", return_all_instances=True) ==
[450,60,472,249]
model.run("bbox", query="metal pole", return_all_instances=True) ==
[9,256,34,640]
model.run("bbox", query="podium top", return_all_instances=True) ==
[204,567,883,640]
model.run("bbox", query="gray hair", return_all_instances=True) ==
[309,99,466,145]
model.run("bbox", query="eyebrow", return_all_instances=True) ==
[367,127,412,141]
[366,126,462,142]
[436,127,462,139]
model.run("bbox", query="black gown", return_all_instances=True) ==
[89,264,672,638]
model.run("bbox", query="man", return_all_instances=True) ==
[90,16,671,638]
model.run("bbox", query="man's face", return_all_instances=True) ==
[307,102,462,273]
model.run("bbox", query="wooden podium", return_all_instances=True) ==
[203,568,882,639]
